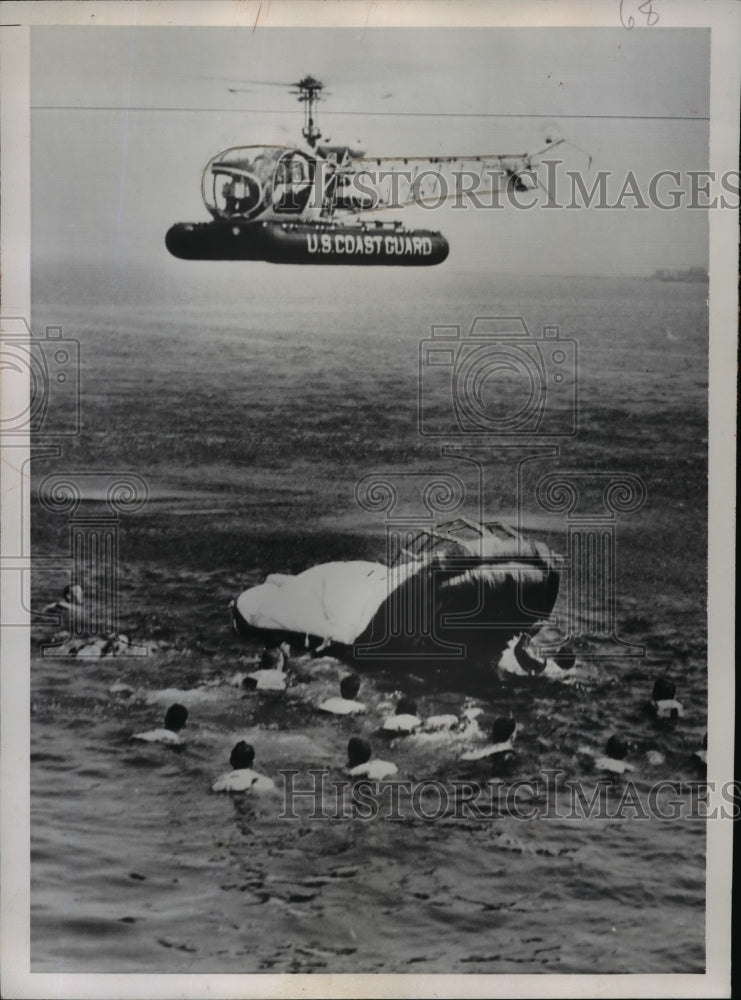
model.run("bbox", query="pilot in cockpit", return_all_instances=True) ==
[222,179,238,214]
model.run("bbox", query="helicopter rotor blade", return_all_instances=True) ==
[227,76,326,89]
[220,77,324,92]
[246,78,310,88]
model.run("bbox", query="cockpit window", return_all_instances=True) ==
[202,146,284,221]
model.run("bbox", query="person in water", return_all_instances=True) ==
[381,696,422,734]
[131,704,188,745]
[212,741,277,793]
[345,736,398,780]
[388,702,476,737]
[461,717,517,761]
[649,677,684,719]
[42,583,85,634]
[243,644,289,692]
[594,734,634,774]
[421,712,460,732]
[260,645,288,669]
[499,634,576,677]
[318,674,367,715]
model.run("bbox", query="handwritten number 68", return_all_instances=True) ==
[620,0,660,29]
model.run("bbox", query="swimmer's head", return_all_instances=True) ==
[340,674,361,701]
[260,647,285,670]
[396,696,417,716]
[652,677,676,702]
[164,704,188,732]
[229,741,255,770]
[347,736,371,768]
[63,583,83,605]
[492,717,517,744]
[605,734,628,760]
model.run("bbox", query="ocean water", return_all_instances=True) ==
[30,267,708,973]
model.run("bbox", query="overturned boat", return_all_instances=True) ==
[232,520,560,667]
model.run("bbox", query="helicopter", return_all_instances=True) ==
[165,75,580,267]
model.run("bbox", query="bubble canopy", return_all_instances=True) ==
[202,146,318,221]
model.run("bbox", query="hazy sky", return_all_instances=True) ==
[31,26,710,276]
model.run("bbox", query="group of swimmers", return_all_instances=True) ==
[46,587,704,784]
[131,706,279,792]
[129,643,706,793]
[129,697,404,791]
